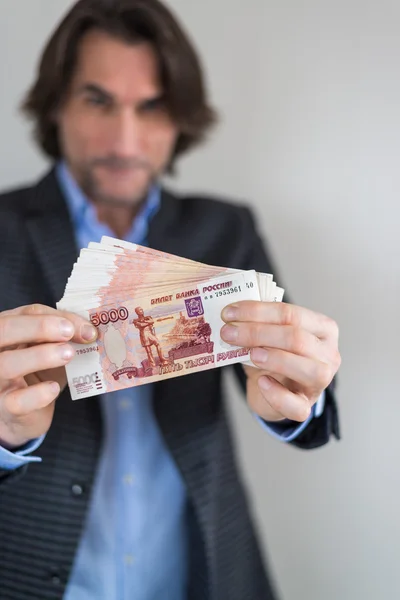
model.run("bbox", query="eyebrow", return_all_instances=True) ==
[77,83,114,102]
[76,83,165,108]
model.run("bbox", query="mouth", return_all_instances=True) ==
[96,158,149,169]
[98,164,139,174]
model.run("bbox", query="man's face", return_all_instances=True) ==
[56,30,179,206]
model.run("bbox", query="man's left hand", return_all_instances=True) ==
[220,301,341,423]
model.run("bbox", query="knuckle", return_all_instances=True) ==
[325,316,339,339]
[24,303,48,317]
[29,304,45,314]
[35,316,53,340]
[297,400,312,422]
[281,303,295,326]
[314,361,332,388]
[332,349,342,371]
[18,304,35,315]
[253,323,266,346]
[253,302,265,321]
[290,328,307,355]
[283,393,311,422]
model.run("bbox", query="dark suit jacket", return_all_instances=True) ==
[0,169,339,600]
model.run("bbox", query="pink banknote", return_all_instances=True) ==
[58,236,284,399]
[65,270,261,400]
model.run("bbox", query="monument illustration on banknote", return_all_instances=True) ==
[132,306,169,369]
[96,298,216,384]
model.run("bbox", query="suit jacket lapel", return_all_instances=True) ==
[147,188,183,255]
[25,169,79,306]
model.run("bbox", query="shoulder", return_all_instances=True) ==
[0,182,36,248]
[0,168,58,218]
[162,187,271,271]
[169,188,256,223]
[0,176,43,242]
[164,187,259,242]
[0,169,58,246]
[0,185,32,216]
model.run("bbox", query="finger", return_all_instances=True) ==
[19,304,98,343]
[0,343,75,380]
[250,347,334,391]
[0,306,97,347]
[0,315,76,349]
[3,380,59,417]
[1,304,59,317]
[222,301,338,341]
[221,322,325,360]
[250,375,312,422]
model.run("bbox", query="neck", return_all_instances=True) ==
[94,202,143,239]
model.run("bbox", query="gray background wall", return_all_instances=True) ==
[0,1,398,599]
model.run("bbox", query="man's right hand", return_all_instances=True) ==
[0,304,97,451]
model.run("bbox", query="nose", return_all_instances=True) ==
[109,107,144,157]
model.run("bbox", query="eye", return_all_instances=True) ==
[86,94,110,108]
[141,97,166,112]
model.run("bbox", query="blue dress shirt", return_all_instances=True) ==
[0,161,324,598]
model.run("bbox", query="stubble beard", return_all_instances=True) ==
[79,166,157,209]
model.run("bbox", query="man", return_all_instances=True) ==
[0,1,341,599]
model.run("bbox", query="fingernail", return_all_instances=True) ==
[222,306,238,321]
[251,348,269,364]
[58,345,74,361]
[221,324,238,342]
[81,324,97,342]
[60,319,74,338]
[258,376,272,391]
[48,381,60,396]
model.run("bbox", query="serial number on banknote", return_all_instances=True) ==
[214,286,240,297]
[76,346,99,355]
[205,281,255,299]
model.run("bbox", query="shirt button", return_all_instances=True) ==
[123,474,135,486]
[71,483,84,496]
[49,569,61,585]
[124,554,135,566]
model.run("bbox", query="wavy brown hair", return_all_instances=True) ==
[21,0,218,171]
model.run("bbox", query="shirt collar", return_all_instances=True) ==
[55,160,161,246]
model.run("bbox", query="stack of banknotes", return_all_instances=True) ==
[57,236,284,400]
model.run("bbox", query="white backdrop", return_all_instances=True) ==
[0,1,399,599]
